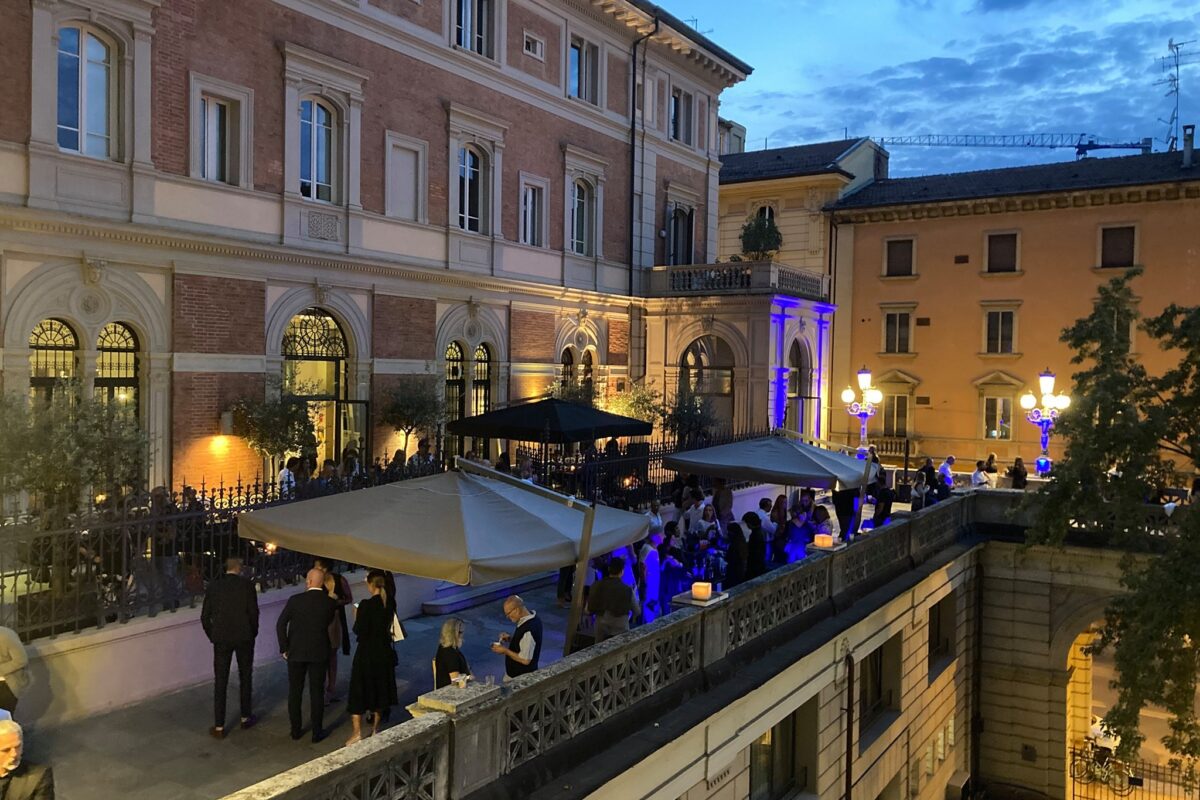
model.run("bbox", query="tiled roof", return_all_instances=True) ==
[719,139,865,184]
[831,150,1200,210]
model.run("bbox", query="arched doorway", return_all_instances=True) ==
[785,339,812,435]
[680,335,735,432]
[282,308,365,465]
[560,347,575,386]
[29,318,79,404]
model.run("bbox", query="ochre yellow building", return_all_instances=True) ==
[828,141,1200,468]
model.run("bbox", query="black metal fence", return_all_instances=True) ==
[1070,744,1197,800]
[0,464,431,642]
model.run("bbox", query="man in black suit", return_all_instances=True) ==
[276,568,337,742]
[0,721,53,799]
[201,556,259,739]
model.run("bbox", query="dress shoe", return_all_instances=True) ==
[311,730,326,744]
[290,730,303,741]
[209,726,225,740]
[240,714,258,730]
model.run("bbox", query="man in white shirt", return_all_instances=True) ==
[681,490,708,534]
[970,460,990,488]
[938,456,956,488]
[277,457,297,499]
[492,595,543,681]
[755,497,777,538]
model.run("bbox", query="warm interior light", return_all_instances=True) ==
[1038,370,1056,396]
[1019,392,1037,410]
[856,367,872,391]
[841,387,857,404]
[691,581,712,601]
[865,388,883,405]
[1056,394,1071,410]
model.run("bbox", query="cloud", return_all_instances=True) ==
[975,0,1039,11]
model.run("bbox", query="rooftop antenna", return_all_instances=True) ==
[1156,38,1199,151]
[683,17,714,35]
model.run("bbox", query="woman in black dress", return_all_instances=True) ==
[346,574,397,745]
[434,618,471,689]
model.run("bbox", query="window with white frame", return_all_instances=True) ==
[199,96,229,183]
[635,75,655,125]
[57,25,114,158]
[883,394,909,437]
[189,75,253,188]
[985,309,1015,354]
[570,179,595,255]
[756,205,775,224]
[667,205,694,265]
[455,0,493,58]
[883,311,911,354]
[299,97,336,202]
[983,396,1013,440]
[568,36,599,105]
[457,144,486,233]
[519,177,546,247]
[385,131,427,222]
[670,87,693,145]
[522,31,545,60]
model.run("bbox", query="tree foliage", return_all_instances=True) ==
[600,381,664,426]
[381,377,444,455]
[663,382,719,448]
[1032,268,1200,766]
[0,384,148,522]
[739,214,783,261]
[230,394,317,473]
[549,378,597,407]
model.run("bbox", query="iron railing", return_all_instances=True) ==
[1070,743,1197,799]
[0,464,432,642]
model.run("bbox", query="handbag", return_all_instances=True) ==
[390,613,406,642]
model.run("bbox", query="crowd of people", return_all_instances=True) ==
[910,452,1030,511]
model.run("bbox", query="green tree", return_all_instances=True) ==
[601,381,664,426]
[381,377,444,457]
[663,382,718,448]
[230,393,317,477]
[739,214,783,261]
[549,378,597,407]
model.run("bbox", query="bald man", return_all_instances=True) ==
[0,721,53,800]
[491,595,543,681]
[276,568,337,742]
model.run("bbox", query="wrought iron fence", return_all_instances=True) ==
[0,463,434,642]
[1070,744,1197,799]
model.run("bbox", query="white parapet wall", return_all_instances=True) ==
[19,569,439,728]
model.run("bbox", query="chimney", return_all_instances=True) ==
[1184,124,1195,169]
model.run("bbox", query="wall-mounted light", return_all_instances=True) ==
[219,411,234,436]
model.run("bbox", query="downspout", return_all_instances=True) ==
[970,561,984,782]
[628,15,659,298]
[844,651,855,800]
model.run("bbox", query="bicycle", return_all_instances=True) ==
[1070,738,1135,796]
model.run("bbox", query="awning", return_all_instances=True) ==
[662,435,878,491]
[444,397,652,444]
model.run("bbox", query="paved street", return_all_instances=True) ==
[23,584,565,800]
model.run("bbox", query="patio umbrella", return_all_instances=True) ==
[661,434,879,491]
[236,467,649,586]
[444,397,652,444]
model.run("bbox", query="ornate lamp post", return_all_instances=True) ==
[1019,368,1070,476]
[841,366,883,455]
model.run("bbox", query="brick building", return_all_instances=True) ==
[0,0,767,487]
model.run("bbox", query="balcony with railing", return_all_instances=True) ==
[645,260,830,302]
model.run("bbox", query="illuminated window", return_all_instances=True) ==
[29,319,78,404]
[445,342,466,457]
[95,322,139,416]
[983,396,1012,440]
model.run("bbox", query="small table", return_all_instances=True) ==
[412,681,502,717]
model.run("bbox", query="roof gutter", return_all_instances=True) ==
[628,16,659,297]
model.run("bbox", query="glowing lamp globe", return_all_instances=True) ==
[1019,392,1036,410]
[1055,394,1071,410]
[1041,393,1056,410]
[856,367,872,391]
[1038,370,1056,396]
[865,388,883,405]
[1035,455,1052,474]
[841,387,857,404]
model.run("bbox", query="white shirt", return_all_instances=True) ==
[513,612,537,662]
[938,461,955,487]
[756,509,777,538]
[278,467,295,495]
[644,511,664,531]
[971,469,989,487]
[682,502,708,533]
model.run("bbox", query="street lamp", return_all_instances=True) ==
[1019,368,1071,476]
[841,366,883,455]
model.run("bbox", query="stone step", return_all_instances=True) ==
[420,571,557,615]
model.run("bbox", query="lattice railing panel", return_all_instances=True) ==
[505,615,701,771]
[837,524,911,589]
[725,559,830,654]
[911,498,965,561]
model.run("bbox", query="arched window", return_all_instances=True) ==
[680,335,734,427]
[283,309,349,462]
[457,145,485,233]
[299,97,336,202]
[785,340,811,433]
[96,322,140,416]
[570,179,593,256]
[756,205,775,224]
[560,347,575,386]
[57,25,113,158]
[580,349,594,395]
[445,342,466,458]
[29,319,79,404]
[472,344,493,456]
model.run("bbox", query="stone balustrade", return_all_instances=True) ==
[224,496,974,800]
[645,260,830,301]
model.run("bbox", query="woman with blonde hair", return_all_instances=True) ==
[434,618,471,689]
[345,574,397,745]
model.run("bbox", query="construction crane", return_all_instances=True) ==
[875,133,1154,159]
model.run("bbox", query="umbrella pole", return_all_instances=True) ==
[563,503,596,657]
[848,457,873,540]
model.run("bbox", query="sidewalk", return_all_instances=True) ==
[24,584,566,800]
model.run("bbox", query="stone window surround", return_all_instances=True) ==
[518,171,550,248]
[565,31,604,108]
[563,144,607,259]
[384,130,429,224]
[979,299,1022,356]
[188,72,254,189]
[881,235,917,278]
[1096,221,1139,269]
[665,180,699,265]
[973,370,1023,442]
[445,0,508,65]
[522,30,546,62]
[447,103,507,238]
[982,228,1021,274]
[280,42,369,210]
[879,301,916,355]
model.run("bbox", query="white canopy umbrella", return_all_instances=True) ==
[662,435,878,490]
[237,466,648,586]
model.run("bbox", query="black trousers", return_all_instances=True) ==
[287,659,327,736]
[213,641,254,727]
